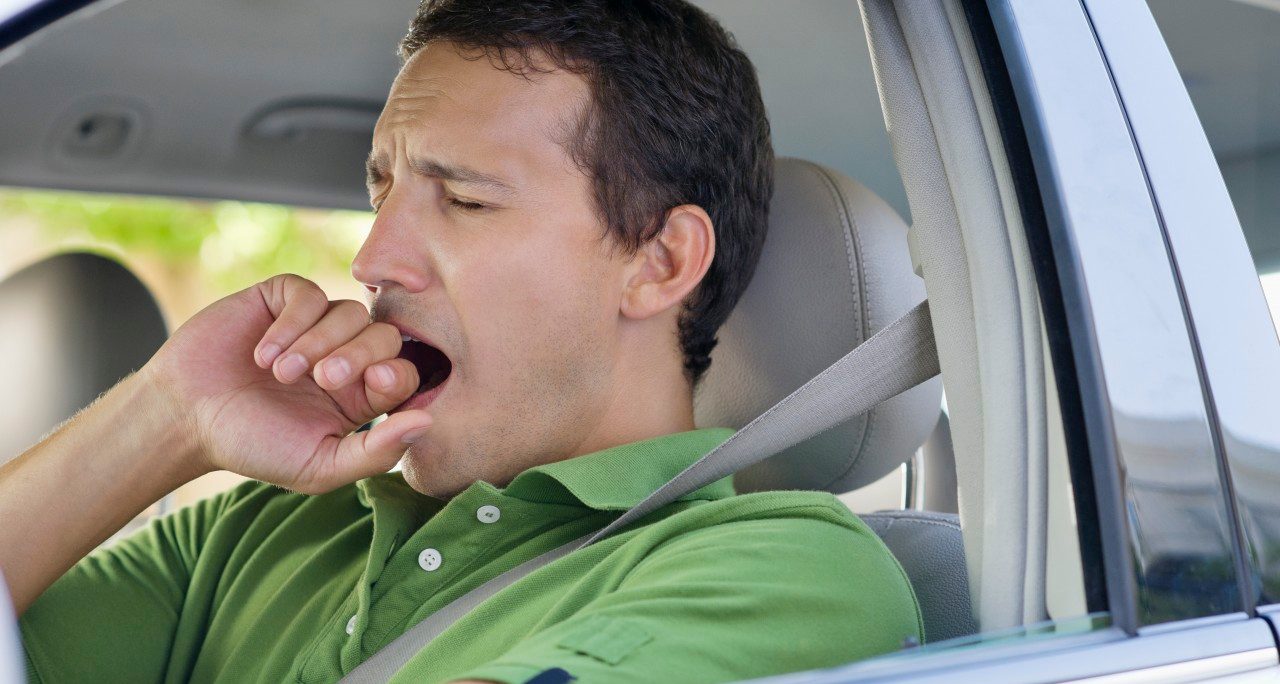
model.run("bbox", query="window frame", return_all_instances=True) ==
[752,0,1279,678]
[993,0,1248,635]
[1102,0,1280,618]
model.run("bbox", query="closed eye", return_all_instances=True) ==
[447,197,487,212]
[368,196,486,215]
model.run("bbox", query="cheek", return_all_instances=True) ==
[458,237,617,371]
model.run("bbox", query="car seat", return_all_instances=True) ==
[696,158,977,642]
[0,251,168,463]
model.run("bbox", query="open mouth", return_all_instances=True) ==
[398,334,453,400]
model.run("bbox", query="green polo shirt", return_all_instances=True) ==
[20,428,921,683]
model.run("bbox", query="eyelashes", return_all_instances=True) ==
[446,197,487,212]
[370,196,489,215]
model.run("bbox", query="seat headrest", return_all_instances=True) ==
[0,252,167,462]
[695,158,942,494]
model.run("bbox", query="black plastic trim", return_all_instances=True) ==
[0,0,101,55]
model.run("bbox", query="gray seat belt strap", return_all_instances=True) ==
[340,300,938,684]
[584,300,937,544]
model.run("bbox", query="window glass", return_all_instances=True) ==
[0,188,371,531]
[1149,0,1280,606]
[1148,1,1280,317]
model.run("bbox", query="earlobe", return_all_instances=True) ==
[620,204,715,321]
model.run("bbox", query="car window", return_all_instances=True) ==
[1148,2,1280,329]
[0,188,371,532]
[1149,0,1280,609]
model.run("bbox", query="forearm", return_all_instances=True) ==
[0,370,212,615]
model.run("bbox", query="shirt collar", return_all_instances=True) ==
[356,427,736,512]
[502,427,737,510]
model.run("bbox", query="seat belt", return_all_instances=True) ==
[340,300,939,684]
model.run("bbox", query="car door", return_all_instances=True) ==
[749,0,1280,680]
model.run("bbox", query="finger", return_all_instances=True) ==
[253,275,331,368]
[314,322,403,391]
[297,410,432,494]
[362,359,421,417]
[271,299,369,384]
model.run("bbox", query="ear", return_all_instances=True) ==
[621,204,715,321]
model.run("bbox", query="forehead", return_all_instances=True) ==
[373,43,589,175]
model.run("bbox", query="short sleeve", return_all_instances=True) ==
[19,480,262,684]
[453,512,923,684]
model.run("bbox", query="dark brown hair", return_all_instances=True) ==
[401,0,773,384]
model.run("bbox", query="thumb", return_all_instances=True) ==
[297,410,432,494]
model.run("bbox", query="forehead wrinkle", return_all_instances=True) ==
[382,73,457,126]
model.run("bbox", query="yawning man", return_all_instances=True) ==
[1,1,922,681]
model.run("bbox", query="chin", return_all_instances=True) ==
[399,442,467,499]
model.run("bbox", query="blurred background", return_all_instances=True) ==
[0,188,372,536]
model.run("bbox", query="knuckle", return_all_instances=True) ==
[282,272,313,288]
[290,330,330,357]
[297,284,329,309]
[340,337,378,363]
[368,322,402,346]
[333,299,369,321]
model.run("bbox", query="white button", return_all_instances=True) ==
[476,505,501,524]
[418,547,442,572]
[345,614,357,635]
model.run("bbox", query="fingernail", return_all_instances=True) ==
[277,353,308,382]
[323,357,351,385]
[258,342,281,366]
[401,427,429,444]
[372,364,395,389]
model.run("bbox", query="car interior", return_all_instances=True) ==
[0,0,1090,659]
[3,0,1275,676]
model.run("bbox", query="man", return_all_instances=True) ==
[1,1,921,682]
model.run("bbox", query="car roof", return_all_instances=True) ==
[0,0,906,216]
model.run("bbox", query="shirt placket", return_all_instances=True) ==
[322,481,440,678]
[340,483,590,674]
[338,485,510,670]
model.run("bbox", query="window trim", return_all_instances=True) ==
[1084,0,1280,614]
[960,0,1106,617]
[987,0,1253,631]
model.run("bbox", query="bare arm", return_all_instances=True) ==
[0,371,207,615]
[0,274,432,616]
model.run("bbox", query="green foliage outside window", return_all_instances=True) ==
[0,187,372,323]
[0,188,370,287]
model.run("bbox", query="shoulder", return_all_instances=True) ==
[652,489,885,547]
[622,491,924,658]
[650,491,911,579]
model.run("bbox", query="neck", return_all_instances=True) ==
[567,323,695,458]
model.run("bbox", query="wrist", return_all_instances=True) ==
[129,366,214,484]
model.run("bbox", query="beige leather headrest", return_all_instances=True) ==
[695,158,942,493]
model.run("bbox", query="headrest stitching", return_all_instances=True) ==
[800,161,881,493]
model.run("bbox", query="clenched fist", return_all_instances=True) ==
[143,274,432,494]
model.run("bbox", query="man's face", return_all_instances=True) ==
[354,43,629,498]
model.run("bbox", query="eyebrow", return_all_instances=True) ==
[365,153,516,198]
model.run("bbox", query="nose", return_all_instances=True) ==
[352,198,431,294]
